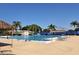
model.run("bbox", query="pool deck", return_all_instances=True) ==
[0,35,79,55]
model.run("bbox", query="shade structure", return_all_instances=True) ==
[0,20,12,30]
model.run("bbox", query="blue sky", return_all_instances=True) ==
[0,3,79,29]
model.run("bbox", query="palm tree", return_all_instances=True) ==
[70,20,78,29]
[12,21,21,31]
[48,24,56,30]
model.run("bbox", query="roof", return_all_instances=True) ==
[0,20,12,30]
[50,30,65,32]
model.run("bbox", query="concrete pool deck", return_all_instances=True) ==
[0,35,79,55]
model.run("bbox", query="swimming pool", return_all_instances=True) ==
[7,35,63,41]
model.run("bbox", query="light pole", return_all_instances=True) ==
[11,29,14,48]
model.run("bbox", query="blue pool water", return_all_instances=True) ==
[8,35,61,41]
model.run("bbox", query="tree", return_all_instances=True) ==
[12,21,21,31]
[48,24,56,30]
[22,24,42,34]
[76,23,79,28]
[42,29,50,32]
[70,20,78,29]
[75,28,79,31]
[22,25,29,30]
[28,24,42,34]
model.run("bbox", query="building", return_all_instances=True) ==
[21,30,33,35]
